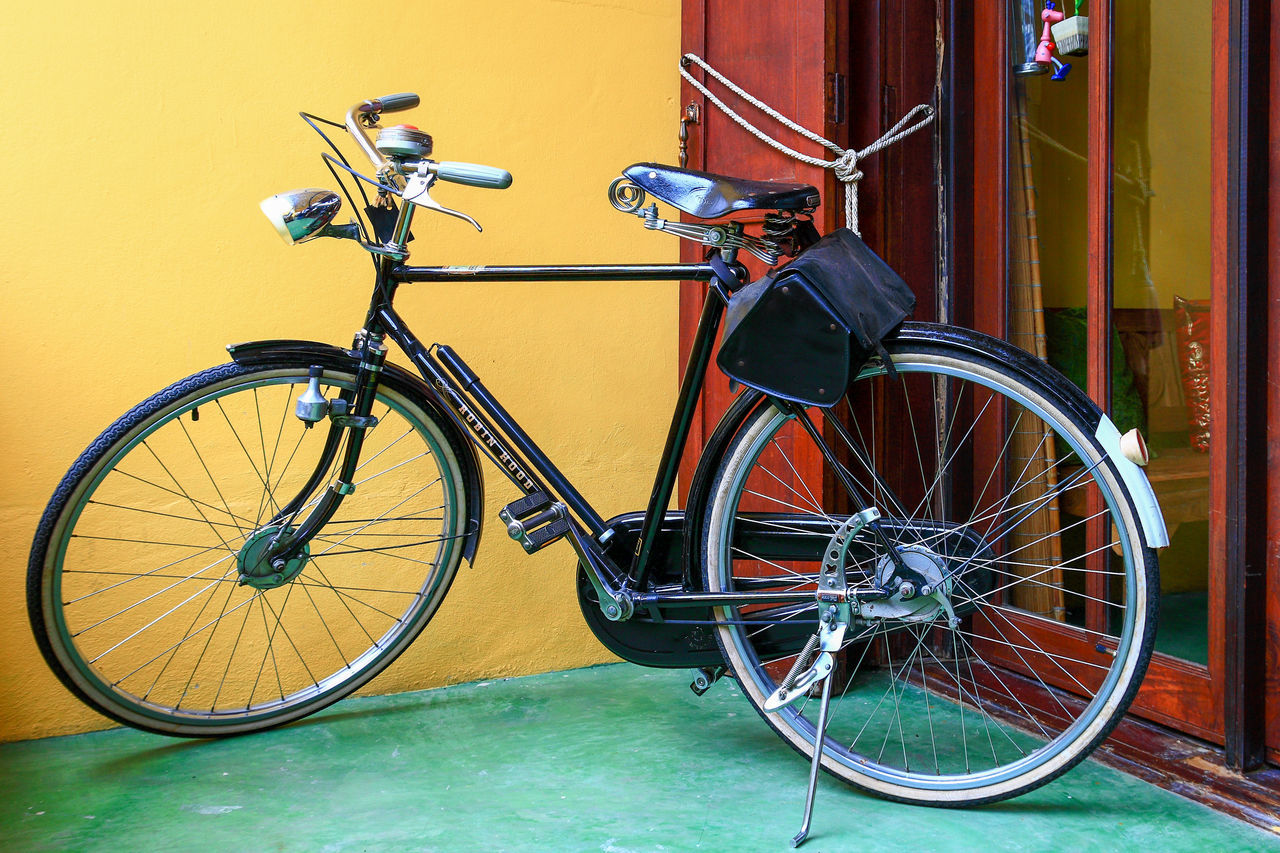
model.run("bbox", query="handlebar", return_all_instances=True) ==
[345,93,416,173]
[360,92,420,114]
[433,161,513,190]
[343,93,511,191]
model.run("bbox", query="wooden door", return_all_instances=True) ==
[677,0,843,499]
[973,0,1276,764]
[1261,0,1279,768]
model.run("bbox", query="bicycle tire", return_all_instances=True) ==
[29,361,471,736]
[701,326,1159,805]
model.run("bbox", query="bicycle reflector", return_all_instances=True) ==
[260,189,342,244]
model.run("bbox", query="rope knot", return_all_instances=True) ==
[833,150,862,184]
[678,53,934,234]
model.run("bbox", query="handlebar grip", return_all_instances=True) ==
[435,161,514,190]
[371,92,420,113]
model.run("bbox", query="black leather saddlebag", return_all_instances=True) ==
[716,228,915,407]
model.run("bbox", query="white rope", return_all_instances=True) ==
[680,53,935,236]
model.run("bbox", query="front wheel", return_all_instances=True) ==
[702,330,1158,805]
[29,361,471,736]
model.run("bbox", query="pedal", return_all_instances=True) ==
[518,515,570,553]
[500,494,570,554]
[498,492,552,524]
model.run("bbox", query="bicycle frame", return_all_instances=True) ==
[380,256,825,614]
[253,233,824,627]
[385,259,720,553]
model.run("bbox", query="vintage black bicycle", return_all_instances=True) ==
[28,92,1168,843]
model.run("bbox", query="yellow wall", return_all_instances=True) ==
[0,0,680,741]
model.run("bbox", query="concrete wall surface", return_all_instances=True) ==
[0,0,681,741]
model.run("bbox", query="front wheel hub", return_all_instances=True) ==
[237,526,309,590]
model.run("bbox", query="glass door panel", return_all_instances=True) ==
[1007,0,1212,669]
[1112,0,1212,666]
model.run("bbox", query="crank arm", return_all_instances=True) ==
[563,522,634,622]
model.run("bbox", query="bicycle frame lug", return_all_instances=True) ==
[610,594,634,621]
[330,413,379,429]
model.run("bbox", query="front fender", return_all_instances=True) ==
[227,339,485,564]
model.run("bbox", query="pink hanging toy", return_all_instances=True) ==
[1037,2,1072,80]
[1036,1,1066,62]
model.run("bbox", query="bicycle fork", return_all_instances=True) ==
[254,333,390,575]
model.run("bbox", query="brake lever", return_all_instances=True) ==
[402,171,482,232]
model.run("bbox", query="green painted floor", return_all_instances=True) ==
[2,664,1278,853]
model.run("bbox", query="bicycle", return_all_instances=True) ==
[28,92,1167,845]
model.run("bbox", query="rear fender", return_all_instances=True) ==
[227,339,485,564]
[890,324,1167,547]
[680,320,1168,587]
[680,388,770,589]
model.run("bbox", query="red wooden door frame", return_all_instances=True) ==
[973,0,1224,744]
[676,0,843,504]
[1268,0,1280,768]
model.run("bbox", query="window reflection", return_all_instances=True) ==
[1008,0,1211,664]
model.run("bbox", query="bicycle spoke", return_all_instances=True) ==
[108,468,258,527]
[138,562,233,703]
[85,500,249,530]
[72,553,239,636]
[178,414,249,540]
[142,440,245,555]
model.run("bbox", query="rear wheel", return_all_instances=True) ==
[29,361,470,736]
[702,333,1158,804]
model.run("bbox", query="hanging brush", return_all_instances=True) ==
[1051,1,1089,56]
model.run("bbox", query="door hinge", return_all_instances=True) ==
[826,72,846,126]
[678,102,701,168]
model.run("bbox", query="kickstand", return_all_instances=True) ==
[792,670,834,847]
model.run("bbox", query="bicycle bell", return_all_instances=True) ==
[375,124,433,159]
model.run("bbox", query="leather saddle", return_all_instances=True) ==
[623,163,820,220]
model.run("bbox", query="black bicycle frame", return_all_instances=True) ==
[368,256,811,610]
[385,260,719,547]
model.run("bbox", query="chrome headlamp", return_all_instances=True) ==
[259,189,342,244]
